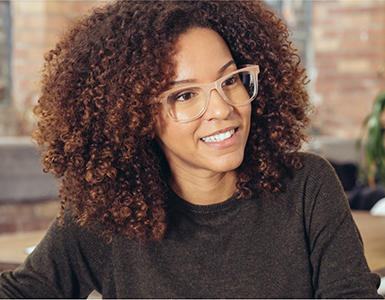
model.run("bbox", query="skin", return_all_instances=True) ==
[155,28,252,205]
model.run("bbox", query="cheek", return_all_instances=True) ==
[154,108,169,138]
[240,105,252,126]
[154,112,184,150]
[240,106,252,141]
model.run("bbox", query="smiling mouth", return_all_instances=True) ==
[201,129,236,143]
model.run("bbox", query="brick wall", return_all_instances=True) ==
[0,1,103,235]
[10,0,105,135]
[0,199,59,234]
[1,0,385,234]
[7,0,385,139]
[312,0,385,138]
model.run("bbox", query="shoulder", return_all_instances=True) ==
[295,151,344,193]
[289,151,341,189]
[40,208,109,260]
[299,151,336,175]
[279,152,347,217]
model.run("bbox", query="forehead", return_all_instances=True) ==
[172,28,235,82]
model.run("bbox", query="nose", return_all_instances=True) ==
[202,88,233,121]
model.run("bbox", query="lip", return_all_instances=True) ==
[201,126,238,140]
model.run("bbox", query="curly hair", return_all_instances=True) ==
[32,0,311,242]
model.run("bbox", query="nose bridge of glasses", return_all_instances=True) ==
[207,80,230,103]
[208,84,229,106]
[205,83,234,117]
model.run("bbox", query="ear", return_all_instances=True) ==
[148,132,156,140]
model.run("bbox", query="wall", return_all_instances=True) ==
[312,0,385,138]
[7,0,103,136]
[1,0,385,234]
[3,0,385,139]
[4,0,385,139]
[0,199,59,234]
[0,1,103,234]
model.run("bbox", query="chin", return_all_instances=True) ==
[212,156,245,173]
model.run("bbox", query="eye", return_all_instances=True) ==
[173,91,198,102]
[222,75,239,87]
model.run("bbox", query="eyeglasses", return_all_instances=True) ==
[159,65,260,123]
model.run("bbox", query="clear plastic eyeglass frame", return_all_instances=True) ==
[159,64,260,123]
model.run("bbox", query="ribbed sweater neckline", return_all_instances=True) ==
[167,188,240,214]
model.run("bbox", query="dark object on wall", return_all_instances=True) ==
[329,160,385,210]
[330,161,357,192]
[349,185,385,210]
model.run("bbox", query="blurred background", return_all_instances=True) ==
[0,0,385,285]
[0,1,99,235]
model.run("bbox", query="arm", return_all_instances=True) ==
[0,212,106,298]
[303,154,382,298]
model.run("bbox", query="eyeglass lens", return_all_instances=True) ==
[166,70,257,122]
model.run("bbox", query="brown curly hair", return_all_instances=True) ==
[32,0,311,242]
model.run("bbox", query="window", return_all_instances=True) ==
[0,1,11,105]
[265,0,312,68]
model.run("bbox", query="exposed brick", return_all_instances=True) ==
[44,15,71,31]
[13,1,46,16]
[337,59,372,73]
[69,2,102,15]
[6,0,385,140]
[10,1,107,136]
[0,223,17,235]
[33,201,60,219]
[13,15,46,30]
[19,219,54,232]
[312,0,385,138]
[44,1,70,16]
[0,199,59,234]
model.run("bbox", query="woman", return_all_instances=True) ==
[0,0,382,298]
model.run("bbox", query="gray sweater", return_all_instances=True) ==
[0,153,382,298]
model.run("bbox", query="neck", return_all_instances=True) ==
[169,169,238,206]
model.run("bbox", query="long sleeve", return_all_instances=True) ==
[0,212,107,298]
[299,154,382,298]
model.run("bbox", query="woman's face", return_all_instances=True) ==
[155,28,252,178]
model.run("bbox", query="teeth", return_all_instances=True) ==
[202,129,235,143]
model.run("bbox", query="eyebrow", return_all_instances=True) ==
[219,60,236,74]
[170,60,236,86]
